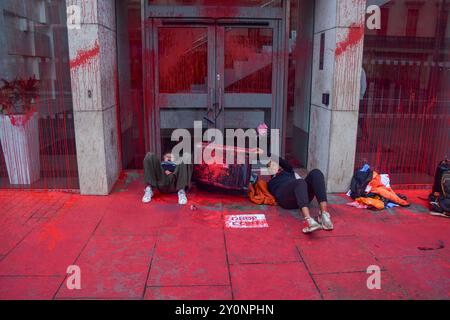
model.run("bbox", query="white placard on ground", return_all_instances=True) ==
[225,214,269,229]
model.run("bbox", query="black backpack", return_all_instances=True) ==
[350,169,373,200]
[429,160,450,214]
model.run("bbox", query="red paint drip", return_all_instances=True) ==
[335,24,364,56]
[69,41,100,70]
[9,108,36,127]
[39,224,62,251]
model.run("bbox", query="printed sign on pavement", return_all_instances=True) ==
[225,214,269,229]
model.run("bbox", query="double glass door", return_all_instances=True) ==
[150,19,279,155]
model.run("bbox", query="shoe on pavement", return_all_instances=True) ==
[178,189,188,205]
[142,186,153,203]
[318,211,334,231]
[302,217,322,234]
[429,211,450,218]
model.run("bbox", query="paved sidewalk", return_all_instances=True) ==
[0,171,449,300]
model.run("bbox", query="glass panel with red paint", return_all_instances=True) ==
[116,0,146,169]
[148,0,282,7]
[0,0,78,189]
[356,0,450,186]
[158,27,208,94]
[284,0,313,169]
[224,27,273,93]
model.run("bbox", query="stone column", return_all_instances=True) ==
[308,0,366,192]
[66,0,120,195]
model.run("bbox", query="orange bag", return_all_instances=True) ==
[248,179,277,206]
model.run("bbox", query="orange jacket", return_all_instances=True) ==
[356,197,385,210]
[368,172,410,207]
[248,179,277,206]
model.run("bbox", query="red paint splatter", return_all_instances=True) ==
[335,24,364,56]
[9,108,37,127]
[39,223,62,251]
[69,41,100,70]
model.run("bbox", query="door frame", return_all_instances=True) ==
[142,1,290,157]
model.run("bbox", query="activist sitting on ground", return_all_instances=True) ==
[142,152,193,205]
[264,158,334,234]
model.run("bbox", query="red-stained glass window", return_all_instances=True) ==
[356,0,450,187]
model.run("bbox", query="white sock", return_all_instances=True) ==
[142,185,153,203]
[178,189,187,205]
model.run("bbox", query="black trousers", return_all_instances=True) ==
[275,169,327,210]
[143,153,193,193]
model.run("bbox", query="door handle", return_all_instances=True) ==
[216,73,223,119]
[216,86,223,116]
[203,75,224,128]
[204,86,216,127]
[211,87,223,125]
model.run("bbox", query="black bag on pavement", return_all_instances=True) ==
[429,160,450,216]
[350,169,373,200]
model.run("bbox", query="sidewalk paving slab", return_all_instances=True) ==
[230,262,322,300]
[225,228,301,265]
[56,235,156,299]
[380,255,450,300]
[145,285,233,300]
[296,236,379,275]
[313,271,409,300]
[0,276,64,300]
[147,226,229,287]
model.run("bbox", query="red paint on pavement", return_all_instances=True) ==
[0,177,449,299]
[38,223,62,251]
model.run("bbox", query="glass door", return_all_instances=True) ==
[153,21,216,155]
[150,19,279,156]
[215,22,277,133]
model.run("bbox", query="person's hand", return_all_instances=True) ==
[249,147,264,155]
[267,160,280,175]
[165,170,172,175]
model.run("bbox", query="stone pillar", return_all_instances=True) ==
[308,0,366,192]
[66,0,120,195]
